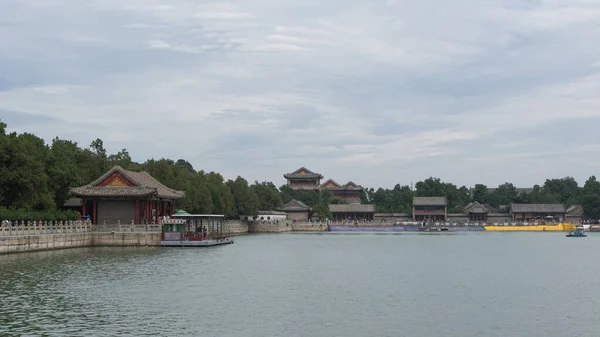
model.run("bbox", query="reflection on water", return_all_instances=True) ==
[1,233,600,337]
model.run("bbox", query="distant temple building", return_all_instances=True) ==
[510,204,566,221]
[329,204,375,221]
[280,199,311,220]
[283,167,323,190]
[320,179,362,204]
[284,167,364,204]
[456,202,499,222]
[69,166,185,224]
[412,197,447,221]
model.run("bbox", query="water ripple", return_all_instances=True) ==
[1,234,600,336]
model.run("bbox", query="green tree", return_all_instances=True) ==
[311,204,332,219]
[582,176,600,218]
[227,177,259,216]
[0,132,54,209]
[251,181,283,210]
[472,184,488,203]
[108,148,133,169]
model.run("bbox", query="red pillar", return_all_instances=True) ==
[82,199,87,217]
[135,200,139,224]
[146,200,150,222]
[170,202,174,216]
[92,200,97,224]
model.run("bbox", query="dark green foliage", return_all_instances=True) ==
[311,204,332,219]
[0,207,79,222]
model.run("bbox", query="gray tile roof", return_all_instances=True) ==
[460,202,497,213]
[413,197,447,206]
[281,199,310,211]
[328,204,375,213]
[70,166,185,199]
[566,205,584,215]
[283,167,324,179]
[258,210,287,215]
[510,204,565,213]
[321,179,363,191]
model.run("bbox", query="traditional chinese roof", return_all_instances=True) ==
[344,181,362,190]
[413,196,447,206]
[321,179,342,189]
[281,199,310,211]
[258,210,287,215]
[329,204,375,213]
[284,167,324,180]
[566,205,584,215]
[510,204,565,213]
[70,166,185,199]
[320,179,363,191]
[458,202,497,214]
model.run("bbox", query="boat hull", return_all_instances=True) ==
[160,237,234,247]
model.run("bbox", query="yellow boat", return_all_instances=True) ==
[484,223,577,232]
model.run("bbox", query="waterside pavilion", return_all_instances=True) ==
[510,204,566,221]
[69,166,185,224]
[329,204,375,221]
[413,197,447,221]
[457,202,498,222]
[280,199,311,220]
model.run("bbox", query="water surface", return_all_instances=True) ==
[1,232,599,337]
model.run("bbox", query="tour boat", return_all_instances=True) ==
[160,215,234,247]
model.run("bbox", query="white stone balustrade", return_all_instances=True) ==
[0,220,94,236]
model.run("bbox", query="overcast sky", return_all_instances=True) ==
[1,0,600,189]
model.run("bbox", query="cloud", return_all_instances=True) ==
[1,0,600,189]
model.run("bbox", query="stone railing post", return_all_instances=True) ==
[0,220,6,235]
[117,220,121,232]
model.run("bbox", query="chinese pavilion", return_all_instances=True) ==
[412,196,447,221]
[320,179,363,204]
[456,202,498,222]
[510,204,566,221]
[69,166,185,225]
[284,167,323,190]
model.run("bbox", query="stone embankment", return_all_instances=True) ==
[0,219,327,255]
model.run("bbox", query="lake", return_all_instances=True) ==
[1,232,599,337]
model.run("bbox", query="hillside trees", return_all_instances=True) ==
[1,118,600,220]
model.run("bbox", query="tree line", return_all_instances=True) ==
[362,177,600,218]
[1,120,600,220]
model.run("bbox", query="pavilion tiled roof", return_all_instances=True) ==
[459,202,497,214]
[320,179,363,191]
[413,197,447,206]
[69,166,185,199]
[510,204,565,213]
[566,205,584,215]
[328,204,375,213]
[281,199,310,211]
[284,167,324,180]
